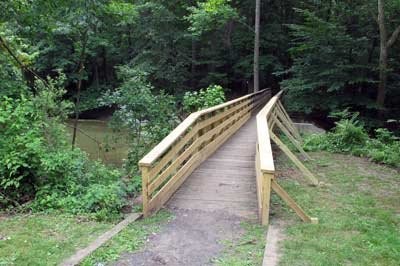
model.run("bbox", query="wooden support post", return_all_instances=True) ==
[273,115,312,161]
[261,172,273,226]
[276,101,302,141]
[271,179,318,224]
[270,131,319,186]
[140,166,151,217]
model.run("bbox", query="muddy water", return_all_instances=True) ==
[66,120,129,167]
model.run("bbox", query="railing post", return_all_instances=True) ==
[261,172,273,226]
[140,165,151,217]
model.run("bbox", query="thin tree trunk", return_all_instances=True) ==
[253,0,260,92]
[72,32,88,149]
[0,36,48,88]
[71,64,84,149]
[377,0,388,109]
[191,38,196,90]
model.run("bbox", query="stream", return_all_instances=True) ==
[66,119,128,167]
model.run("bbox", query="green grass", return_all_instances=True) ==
[214,222,267,266]
[81,210,172,265]
[275,151,400,266]
[0,210,172,266]
[0,213,112,266]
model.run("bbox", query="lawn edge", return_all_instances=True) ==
[262,222,285,266]
[61,212,142,266]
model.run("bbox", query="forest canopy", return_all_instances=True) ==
[1,0,400,125]
[1,0,400,217]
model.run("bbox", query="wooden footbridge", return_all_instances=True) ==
[139,89,319,225]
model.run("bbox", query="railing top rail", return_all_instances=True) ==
[139,89,268,167]
[256,90,283,173]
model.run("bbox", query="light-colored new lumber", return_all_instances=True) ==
[271,179,318,223]
[273,114,312,161]
[139,89,269,166]
[61,213,142,266]
[270,131,319,186]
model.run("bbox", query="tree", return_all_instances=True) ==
[377,0,400,110]
[253,0,260,92]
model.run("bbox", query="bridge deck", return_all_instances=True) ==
[168,117,258,219]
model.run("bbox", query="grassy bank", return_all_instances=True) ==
[0,211,172,266]
[0,214,111,265]
[274,151,400,266]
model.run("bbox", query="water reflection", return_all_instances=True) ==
[66,120,129,167]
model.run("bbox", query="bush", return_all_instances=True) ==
[102,67,178,174]
[304,111,400,167]
[0,79,131,220]
[183,84,226,113]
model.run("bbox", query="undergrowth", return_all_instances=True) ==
[303,111,400,167]
[0,78,141,221]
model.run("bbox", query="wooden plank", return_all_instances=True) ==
[256,114,275,173]
[148,136,200,194]
[270,131,319,186]
[273,114,312,161]
[198,89,268,116]
[148,104,253,193]
[149,122,199,180]
[150,113,249,211]
[271,179,318,224]
[200,113,251,161]
[141,166,150,217]
[275,107,302,145]
[262,223,284,266]
[148,153,202,214]
[61,213,142,266]
[277,101,302,141]
[139,89,269,166]
[139,113,199,166]
[168,116,259,219]
[255,144,262,216]
[261,172,272,225]
[149,96,254,180]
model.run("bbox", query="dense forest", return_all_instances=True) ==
[1,0,400,217]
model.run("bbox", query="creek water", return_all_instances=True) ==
[66,120,129,167]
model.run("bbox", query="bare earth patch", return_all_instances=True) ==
[114,208,244,266]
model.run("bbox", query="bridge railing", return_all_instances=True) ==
[139,89,271,217]
[256,91,318,225]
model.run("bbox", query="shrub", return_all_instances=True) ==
[102,67,178,174]
[183,84,226,113]
[304,111,400,167]
[0,79,132,220]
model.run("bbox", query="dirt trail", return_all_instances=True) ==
[114,208,244,266]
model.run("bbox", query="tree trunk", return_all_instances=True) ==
[191,38,196,90]
[71,64,84,149]
[253,0,260,92]
[71,32,88,149]
[377,0,388,109]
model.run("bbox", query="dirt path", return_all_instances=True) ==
[114,208,244,266]
[114,118,287,265]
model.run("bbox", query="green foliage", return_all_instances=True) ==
[0,80,131,220]
[280,8,373,115]
[186,0,239,37]
[102,67,178,173]
[183,84,226,113]
[304,111,400,167]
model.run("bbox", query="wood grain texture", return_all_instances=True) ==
[141,89,271,217]
[168,117,259,220]
[61,213,142,266]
